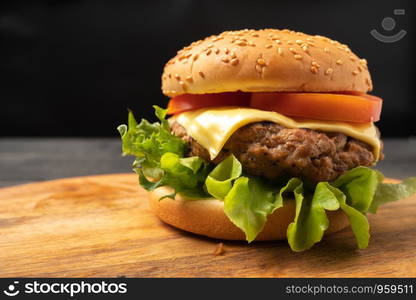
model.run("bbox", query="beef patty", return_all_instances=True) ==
[170,121,382,183]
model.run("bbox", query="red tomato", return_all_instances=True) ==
[250,92,382,123]
[167,92,250,114]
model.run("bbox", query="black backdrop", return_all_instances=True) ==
[1,0,415,137]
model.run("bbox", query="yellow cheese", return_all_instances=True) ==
[174,107,380,161]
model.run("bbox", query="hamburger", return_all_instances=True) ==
[118,29,416,251]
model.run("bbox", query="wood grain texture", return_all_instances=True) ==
[0,173,415,278]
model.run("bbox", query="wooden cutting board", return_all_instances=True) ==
[0,173,415,278]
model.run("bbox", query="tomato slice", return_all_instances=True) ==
[167,92,250,114]
[250,92,382,123]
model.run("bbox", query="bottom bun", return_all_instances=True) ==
[147,186,349,241]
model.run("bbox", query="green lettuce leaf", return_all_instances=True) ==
[118,107,210,198]
[223,177,280,242]
[337,192,370,249]
[117,106,185,167]
[368,177,416,213]
[205,155,290,242]
[287,182,340,251]
[158,152,211,198]
[205,154,242,199]
[274,178,302,215]
[285,179,370,251]
[332,166,382,213]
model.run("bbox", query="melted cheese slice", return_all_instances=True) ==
[174,107,380,161]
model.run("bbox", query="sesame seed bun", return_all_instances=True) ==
[162,29,372,97]
[148,186,349,241]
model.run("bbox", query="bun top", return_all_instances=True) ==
[161,29,372,97]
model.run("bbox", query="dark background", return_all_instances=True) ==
[1,0,414,137]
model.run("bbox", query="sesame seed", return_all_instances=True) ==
[236,41,247,46]
[287,40,294,45]
[289,47,297,54]
[179,80,185,86]
[193,54,199,61]
[294,54,302,60]
[199,71,205,78]
[324,47,329,53]
[168,73,172,79]
[221,56,230,63]
[311,61,320,67]
[230,51,236,58]
[171,90,176,94]
[302,45,308,52]
[182,59,188,64]
[307,42,315,46]
[224,48,229,54]
[174,74,180,80]
[265,44,273,49]
[251,33,259,37]
[207,43,214,48]
[349,55,355,61]
[306,37,313,41]
[365,78,371,86]
[231,58,239,65]
[357,65,362,72]
[206,49,212,55]
[360,58,368,65]
[325,68,333,75]
[295,39,302,44]
[353,70,359,75]
[274,39,281,44]
[277,47,283,56]
[336,59,343,65]
[214,48,220,54]
[257,58,266,66]
[310,66,318,74]
[248,41,256,46]
[185,76,193,83]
